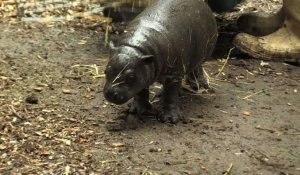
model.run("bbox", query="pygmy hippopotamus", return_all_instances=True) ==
[103,0,218,123]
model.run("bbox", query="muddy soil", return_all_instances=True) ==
[0,22,299,175]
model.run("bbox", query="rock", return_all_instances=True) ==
[25,94,38,104]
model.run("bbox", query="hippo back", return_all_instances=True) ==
[119,0,218,77]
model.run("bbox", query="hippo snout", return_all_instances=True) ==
[104,87,128,105]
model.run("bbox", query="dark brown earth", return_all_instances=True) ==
[0,22,299,175]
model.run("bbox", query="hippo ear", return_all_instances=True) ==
[109,41,118,51]
[140,55,154,65]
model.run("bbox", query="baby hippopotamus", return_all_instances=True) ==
[103,0,218,123]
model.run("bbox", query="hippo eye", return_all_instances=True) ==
[126,74,136,83]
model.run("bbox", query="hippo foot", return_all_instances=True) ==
[106,111,143,131]
[158,106,182,124]
[187,76,209,90]
[186,77,214,93]
[128,100,152,116]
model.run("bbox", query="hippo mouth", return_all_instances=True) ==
[106,96,129,105]
[103,89,131,105]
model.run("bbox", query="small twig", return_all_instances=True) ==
[255,125,279,134]
[93,74,105,78]
[112,81,125,87]
[223,163,233,175]
[203,68,210,79]
[0,132,9,136]
[203,68,211,86]
[255,125,300,136]
[209,82,221,87]
[71,64,105,78]
[9,104,23,119]
[112,63,130,84]
[100,160,117,165]
[215,47,235,79]
[142,166,149,175]
[256,150,269,159]
[215,79,251,85]
[242,90,264,100]
[284,132,300,135]
[15,152,40,164]
[246,70,254,75]
[192,71,200,92]
[216,109,228,114]
[181,82,209,94]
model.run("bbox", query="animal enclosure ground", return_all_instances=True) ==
[0,23,299,174]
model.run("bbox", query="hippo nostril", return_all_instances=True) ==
[113,92,119,97]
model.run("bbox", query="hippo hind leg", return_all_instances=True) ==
[158,76,183,124]
[186,66,210,91]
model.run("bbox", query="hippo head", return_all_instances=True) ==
[103,46,154,105]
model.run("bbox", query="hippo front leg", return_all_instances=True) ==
[128,88,152,117]
[159,77,182,124]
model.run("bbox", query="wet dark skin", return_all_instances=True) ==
[103,0,218,123]
[102,0,242,22]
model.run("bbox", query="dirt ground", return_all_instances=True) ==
[0,4,300,174]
